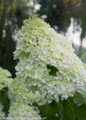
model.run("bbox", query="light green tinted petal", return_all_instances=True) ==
[8,102,42,120]
[0,67,13,90]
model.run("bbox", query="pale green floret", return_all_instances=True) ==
[8,102,42,120]
[8,79,41,105]
[0,67,13,90]
[14,18,86,105]
[0,104,5,119]
[8,79,29,104]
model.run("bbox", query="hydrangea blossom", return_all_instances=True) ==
[0,67,13,90]
[0,67,41,119]
[8,79,42,120]
[8,102,41,120]
[14,17,86,105]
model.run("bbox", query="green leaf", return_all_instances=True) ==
[39,101,59,119]
[45,116,59,120]
[74,92,86,104]
[0,88,10,115]
[59,101,75,120]
[50,100,59,112]
[38,105,46,117]
[47,65,59,76]
[45,103,56,116]
[75,105,86,119]
[44,101,59,120]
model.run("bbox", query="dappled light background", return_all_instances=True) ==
[0,0,86,77]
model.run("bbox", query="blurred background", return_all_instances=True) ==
[0,0,86,77]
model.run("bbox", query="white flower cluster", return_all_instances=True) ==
[8,79,41,105]
[14,18,86,105]
[0,67,42,120]
[0,67,13,90]
[7,80,42,120]
[8,102,41,120]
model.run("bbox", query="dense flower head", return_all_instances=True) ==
[8,79,29,104]
[14,17,86,104]
[0,67,42,119]
[8,102,42,120]
[0,67,13,90]
[8,79,41,105]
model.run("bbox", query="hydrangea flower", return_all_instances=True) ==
[0,67,13,90]
[8,102,42,120]
[0,67,42,119]
[14,17,86,105]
